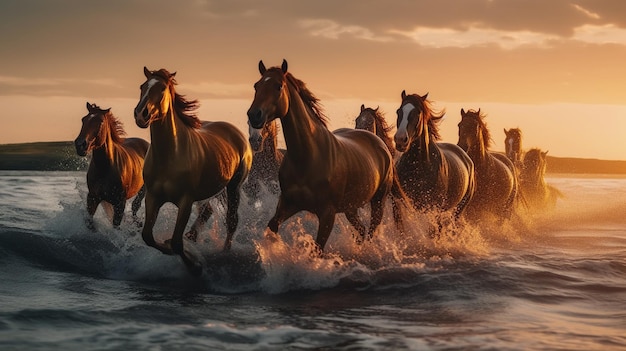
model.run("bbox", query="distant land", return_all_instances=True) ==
[0,141,625,174]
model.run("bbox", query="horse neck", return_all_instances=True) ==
[262,127,282,161]
[280,86,329,164]
[148,99,189,157]
[467,134,489,167]
[405,125,437,166]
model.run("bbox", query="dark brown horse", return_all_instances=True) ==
[247,60,400,250]
[394,91,475,218]
[74,102,149,229]
[355,105,396,159]
[504,128,523,167]
[520,148,562,211]
[242,118,285,201]
[458,109,518,221]
[134,67,252,275]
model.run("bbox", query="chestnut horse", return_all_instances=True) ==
[394,91,475,218]
[134,67,252,275]
[242,118,285,201]
[520,148,562,211]
[504,128,523,167]
[247,60,399,250]
[74,102,149,229]
[458,109,518,221]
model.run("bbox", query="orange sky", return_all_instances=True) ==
[1,0,625,160]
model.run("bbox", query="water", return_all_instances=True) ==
[1,171,625,350]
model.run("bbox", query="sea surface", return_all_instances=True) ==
[0,171,625,350]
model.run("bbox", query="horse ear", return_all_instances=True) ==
[360,104,365,112]
[461,108,466,116]
[86,102,92,111]
[504,128,509,135]
[542,150,549,157]
[258,60,266,75]
[375,106,379,112]
[401,90,406,99]
[421,93,429,100]
[104,108,111,113]
[478,108,481,114]
[281,59,288,73]
[171,71,177,77]
[143,66,151,79]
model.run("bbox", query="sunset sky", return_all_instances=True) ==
[1,0,625,160]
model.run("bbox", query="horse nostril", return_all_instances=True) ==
[142,108,149,118]
[247,109,264,128]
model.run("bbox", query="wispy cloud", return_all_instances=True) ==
[572,24,626,45]
[571,4,601,20]
[300,19,393,42]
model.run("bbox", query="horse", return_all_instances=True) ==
[133,67,252,275]
[74,102,149,229]
[457,109,518,221]
[247,60,401,251]
[520,148,562,211]
[355,104,396,159]
[394,91,475,219]
[242,118,285,202]
[504,128,523,167]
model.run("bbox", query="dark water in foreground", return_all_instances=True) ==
[0,171,625,350]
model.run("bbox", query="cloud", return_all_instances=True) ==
[572,3,601,20]
[572,24,626,45]
[299,19,393,42]
[389,26,560,49]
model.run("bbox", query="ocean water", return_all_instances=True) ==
[0,170,625,350]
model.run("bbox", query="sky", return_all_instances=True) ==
[0,0,625,160]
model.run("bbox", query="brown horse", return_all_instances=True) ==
[504,128,523,167]
[247,60,399,251]
[242,118,285,201]
[134,67,252,275]
[458,109,518,221]
[355,105,396,159]
[394,91,475,218]
[74,102,149,229]
[520,148,562,211]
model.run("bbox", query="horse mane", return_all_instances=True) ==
[467,109,492,149]
[89,103,126,142]
[152,69,202,129]
[405,94,445,140]
[283,71,329,127]
[369,108,396,155]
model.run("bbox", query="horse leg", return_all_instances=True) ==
[223,186,242,252]
[170,197,202,276]
[85,193,99,231]
[141,192,173,255]
[131,185,146,227]
[185,200,213,242]
[266,197,299,242]
[344,209,367,244]
[315,208,337,252]
[367,193,386,241]
[112,201,126,228]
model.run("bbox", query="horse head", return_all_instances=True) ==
[395,90,442,153]
[458,108,491,155]
[355,104,378,134]
[247,59,289,130]
[134,67,177,128]
[504,128,523,162]
[74,102,111,156]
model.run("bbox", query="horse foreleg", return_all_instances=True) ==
[112,201,126,228]
[344,209,367,243]
[367,195,385,241]
[390,196,405,235]
[85,193,99,231]
[141,192,173,254]
[131,186,146,227]
[186,200,213,242]
[266,198,299,242]
[171,198,202,276]
[223,183,242,252]
[315,209,337,252]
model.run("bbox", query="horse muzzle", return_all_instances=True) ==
[247,108,266,129]
[394,134,409,152]
[134,107,151,128]
[74,138,88,156]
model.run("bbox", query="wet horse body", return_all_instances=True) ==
[520,148,561,211]
[134,67,252,275]
[243,119,285,200]
[74,102,149,228]
[458,109,517,221]
[247,60,398,250]
[394,91,475,217]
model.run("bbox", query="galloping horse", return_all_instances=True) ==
[247,60,399,251]
[394,91,475,218]
[134,67,252,275]
[504,128,523,167]
[355,105,396,159]
[74,102,149,229]
[520,148,562,211]
[242,118,285,201]
[458,109,517,221]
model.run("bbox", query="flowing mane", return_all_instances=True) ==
[152,69,202,129]
[368,107,396,157]
[404,93,445,140]
[88,103,126,143]
[466,109,492,149]
[284,71,329,127]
